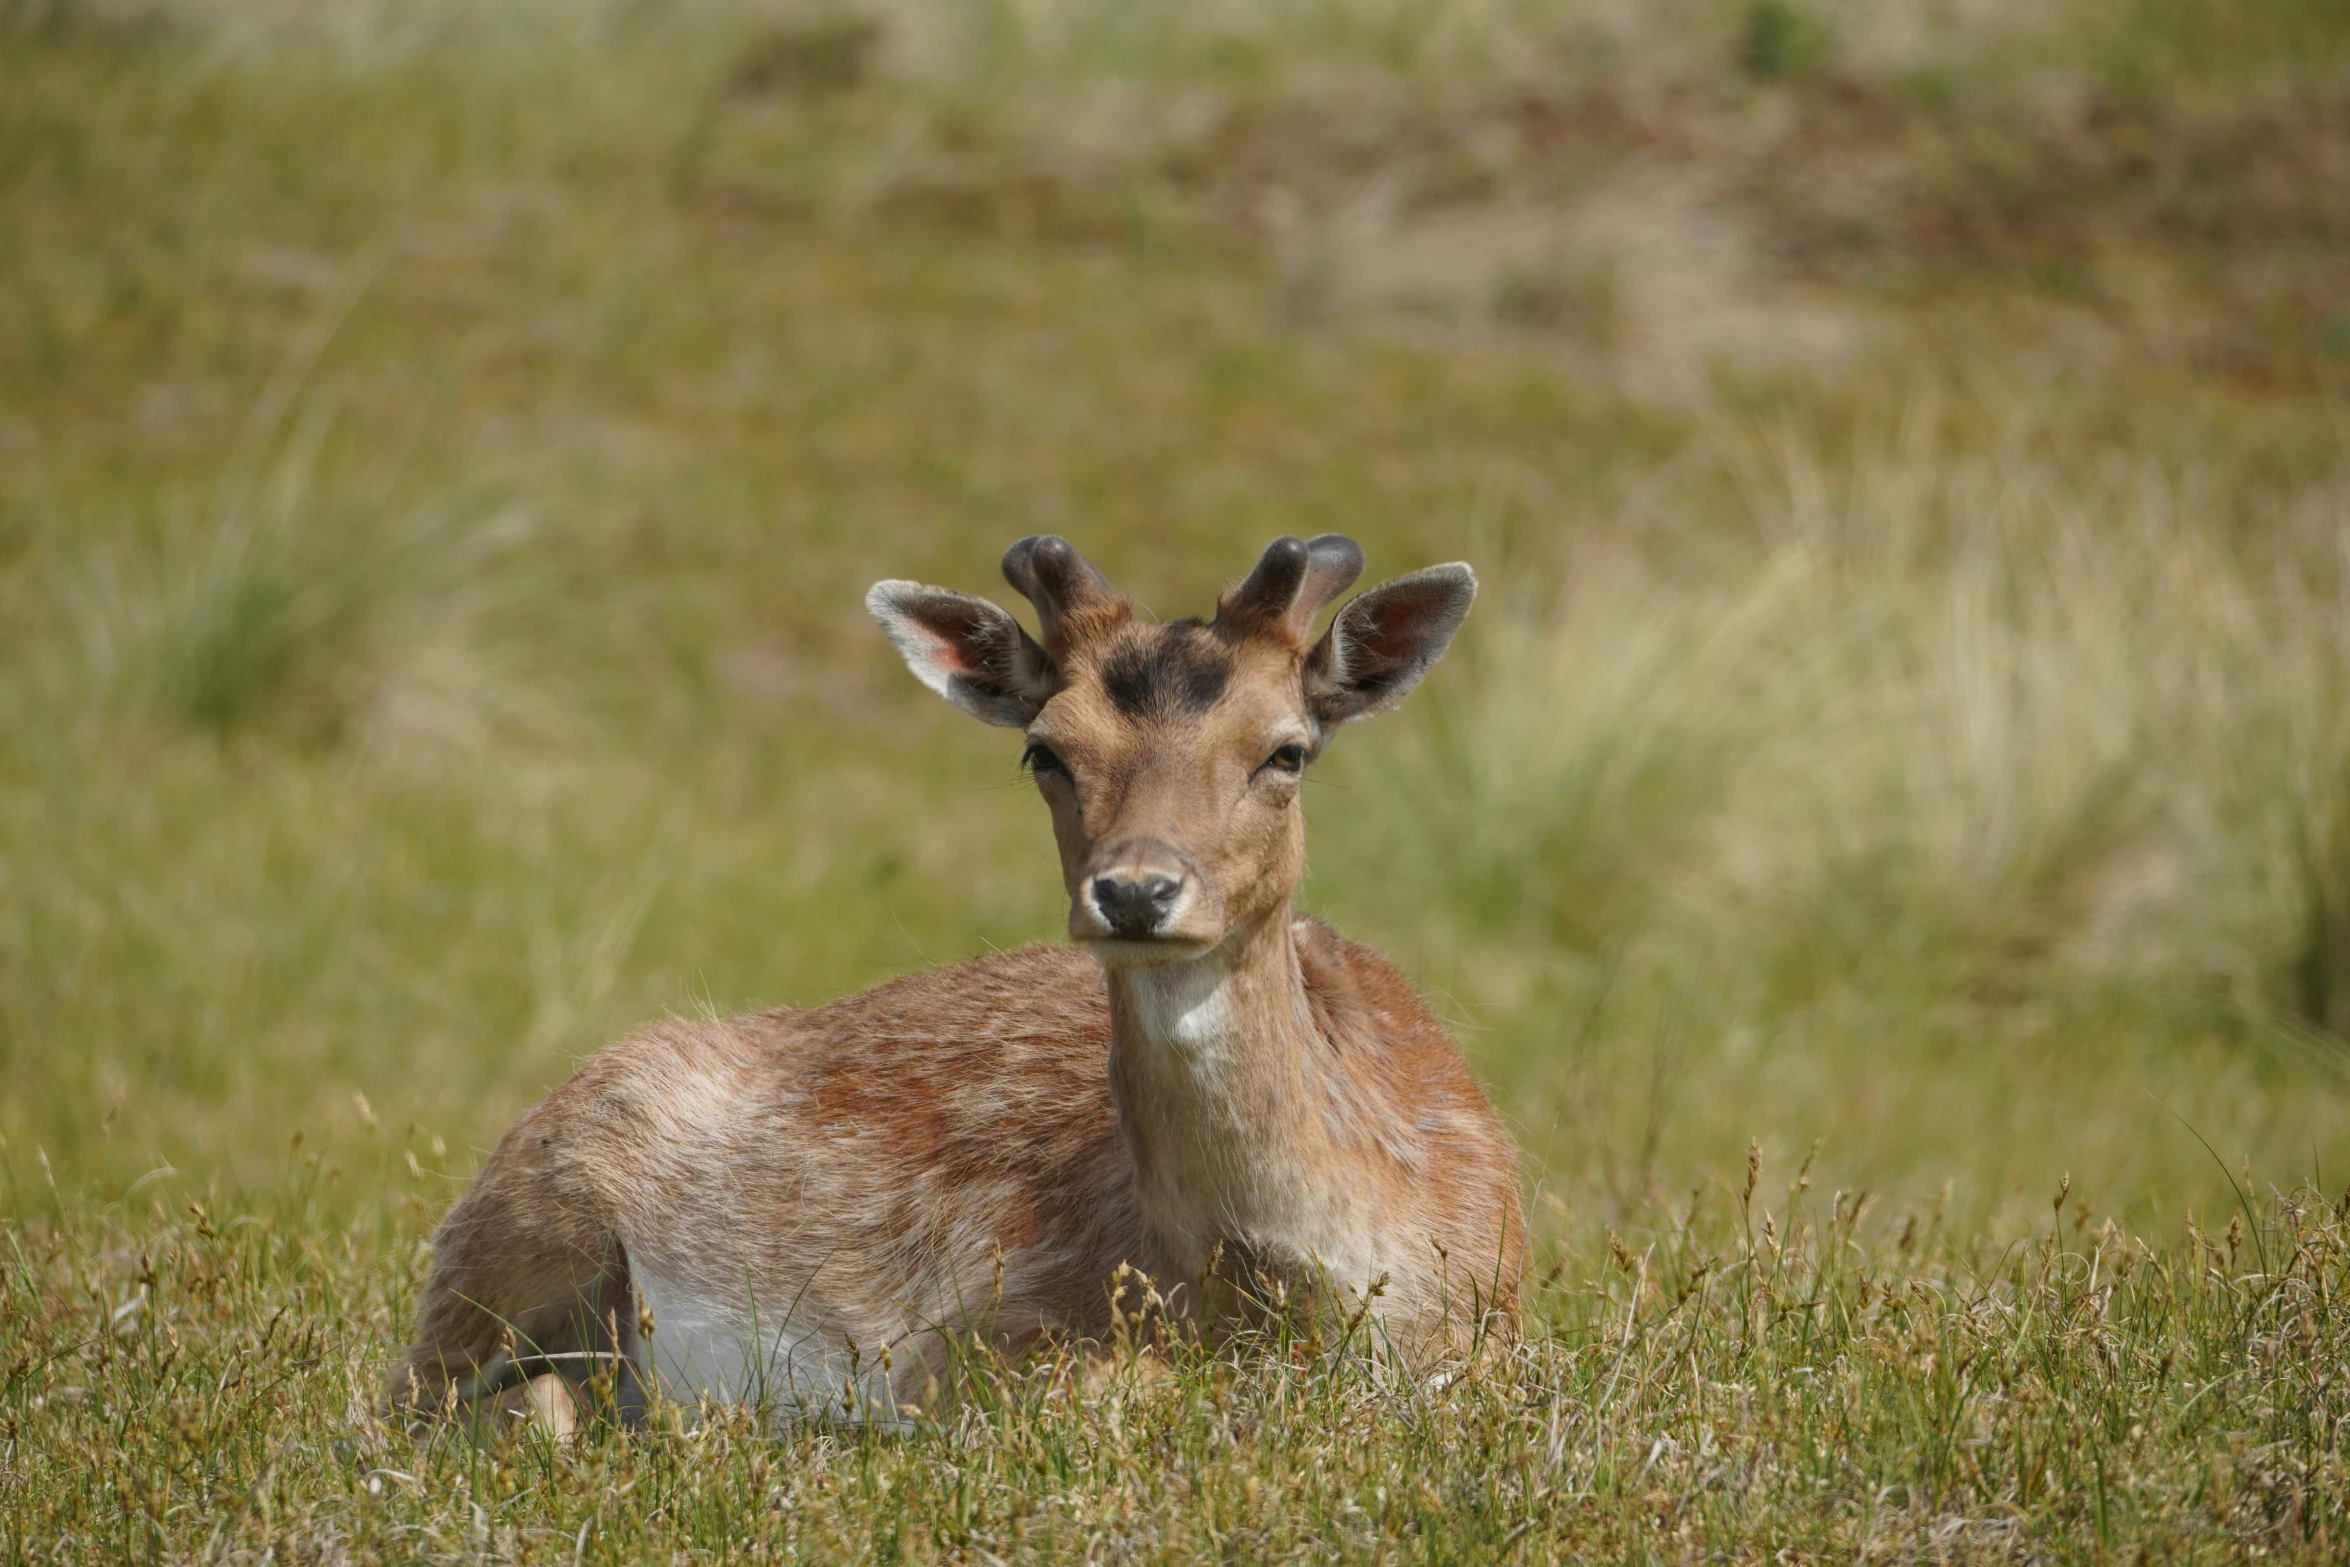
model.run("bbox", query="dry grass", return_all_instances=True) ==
[1313,396,2350,1229]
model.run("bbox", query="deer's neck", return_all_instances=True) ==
[1104,913,1373,1288]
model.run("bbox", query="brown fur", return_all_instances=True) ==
[396,537,1523,1426]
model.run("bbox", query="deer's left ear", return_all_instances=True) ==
[1304,564,1476,729]
[868,581,1057,727]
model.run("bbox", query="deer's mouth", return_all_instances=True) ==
[1075,931,1219,969]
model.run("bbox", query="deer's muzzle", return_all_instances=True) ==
[1071,837,1220,953]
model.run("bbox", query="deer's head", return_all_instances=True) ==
[870,536,1473,968]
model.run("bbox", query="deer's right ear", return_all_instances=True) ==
[1304,564,1476,730]
[867,581,1057,727]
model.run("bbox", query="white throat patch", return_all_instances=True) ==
[1123,954,1240,1059]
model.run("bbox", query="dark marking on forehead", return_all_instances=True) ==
[1098,621,1233,720]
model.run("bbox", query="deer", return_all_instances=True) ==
[390,534,1524,1434]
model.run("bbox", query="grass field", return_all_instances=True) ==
[4,0,2350,1558]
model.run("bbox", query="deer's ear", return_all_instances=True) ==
[868,581,1056,727]
[1304,564,1476,729]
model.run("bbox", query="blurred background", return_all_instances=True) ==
[3,0,2347,1242]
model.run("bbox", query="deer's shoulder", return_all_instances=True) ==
[1293,917,1442,1040]
[1294,917,1491,1094]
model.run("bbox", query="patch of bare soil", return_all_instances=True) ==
[1743,75,2350,385]
[689,49,2350,391]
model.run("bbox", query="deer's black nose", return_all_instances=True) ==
[1091,872,1183,937]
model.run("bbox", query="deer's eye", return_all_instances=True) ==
[1022,742,1070,781]
[1259,743,1309,777]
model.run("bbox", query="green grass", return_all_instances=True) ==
[5,0,2350,1558]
